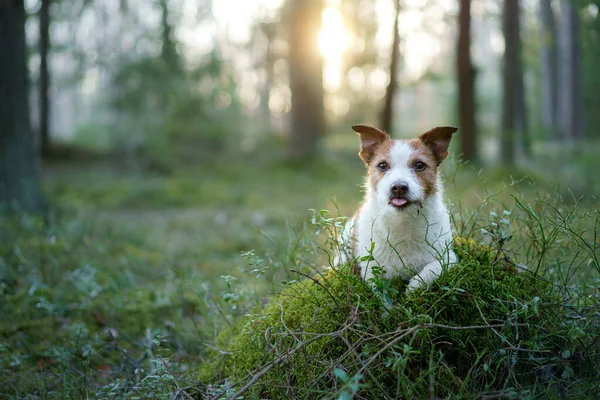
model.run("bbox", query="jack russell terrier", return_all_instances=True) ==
[338,124,458,291]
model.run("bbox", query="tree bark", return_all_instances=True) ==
[539,0,558,135]
[380,0,401,135]
[0,1,47,212]
[39,0,51,156]
[289,0,325,160]
[457,0,477,162]
[501,0,519,165]
[559,0,585,141]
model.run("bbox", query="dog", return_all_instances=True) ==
[337,124,458,291]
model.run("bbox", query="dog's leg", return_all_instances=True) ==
[406,260,442,291]
[407,245,457,292]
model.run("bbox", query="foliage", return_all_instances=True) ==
[2,158,600,398]
[200,190,600,398]
[0,212,210,398]
[202,241,594,398]
[105,52,242,171]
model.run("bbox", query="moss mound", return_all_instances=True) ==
[204,239,578,398]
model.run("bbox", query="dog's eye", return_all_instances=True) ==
[377,161,389,171]
[414,161,426,171]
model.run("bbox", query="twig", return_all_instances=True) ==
[170,385,194,400]
[290,269,341,307]
[224,317,357,400]
[422,322,528,331]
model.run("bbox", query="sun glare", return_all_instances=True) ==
[318,7,349,92]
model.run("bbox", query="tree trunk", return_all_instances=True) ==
[501,0,519,165]
[39,0,51,157]
[0,1,47,212]
[380,0,401,135]
[159,0,179,73]
[559,0,585,141]
[257,21,277,129]
[457,0,477,162]
[513,0,529,157]
[289,0,325,160]
[539,0,558,135]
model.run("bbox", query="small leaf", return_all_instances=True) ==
[561,365,574,379]
[333,368,348,382]
[338,391,352,400]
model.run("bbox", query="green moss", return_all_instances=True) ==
[205,239,573,398]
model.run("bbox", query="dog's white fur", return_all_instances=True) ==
[338,126,457,291]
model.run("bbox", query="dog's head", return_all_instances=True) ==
[352,124,457,212]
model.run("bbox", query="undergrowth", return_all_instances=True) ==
[0,213,212,399]
[1,160,599,399]
[200,192,600,399]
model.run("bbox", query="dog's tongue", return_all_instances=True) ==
[391,198,408,207]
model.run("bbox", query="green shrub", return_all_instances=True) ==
[202,236,595,399]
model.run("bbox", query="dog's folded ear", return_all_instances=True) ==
[419,126,458,165]
[352,125,390,165]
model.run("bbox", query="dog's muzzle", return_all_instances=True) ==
[389,181,411,208]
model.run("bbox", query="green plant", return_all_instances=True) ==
[201,194,600,399]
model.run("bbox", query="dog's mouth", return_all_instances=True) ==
[389,197,412,209]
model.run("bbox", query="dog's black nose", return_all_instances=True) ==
[391,181,409,196]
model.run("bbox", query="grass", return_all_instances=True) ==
[204,239,571,399]
[1,142,599,399]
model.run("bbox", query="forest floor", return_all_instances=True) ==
[1,141,599,398]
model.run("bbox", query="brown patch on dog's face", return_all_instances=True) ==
[367,139,394,191]
[408,139,439,197]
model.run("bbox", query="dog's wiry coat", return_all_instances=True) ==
[338,125,457,291]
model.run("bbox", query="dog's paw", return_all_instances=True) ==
[406,276,426,293]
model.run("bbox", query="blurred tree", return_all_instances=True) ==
[457,0,477,162]
[159,0,180,74]
[581,2,600,137]
[380,0,401,135]
[110,0,241,170]
[501,0,526,165]
[39,0,51,156]
[250,16,282,131]
[539,0,559,135]
[289,0,325,160]
[559,0,585,141]
[514,1,529,156]
[331,0,379,130]
[0,0,47,212]
[257,22,274,123]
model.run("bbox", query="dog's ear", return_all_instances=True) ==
[352,125,390,165]
[419,126,458,165]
